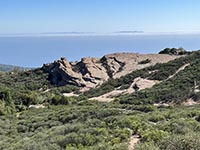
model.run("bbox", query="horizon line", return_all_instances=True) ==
[1,31,200,37]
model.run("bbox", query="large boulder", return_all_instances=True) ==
[43,57,85,87]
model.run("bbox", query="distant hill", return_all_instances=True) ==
[0,64,30,72]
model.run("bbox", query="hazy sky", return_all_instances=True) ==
[0,0,200,34]
[1,1,200,67]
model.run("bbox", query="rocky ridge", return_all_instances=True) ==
[42,53,180,90]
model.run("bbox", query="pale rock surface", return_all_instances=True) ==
[42,53,179,90]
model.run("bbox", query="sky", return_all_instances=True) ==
[0,0,200,34]
[1,1,200,67]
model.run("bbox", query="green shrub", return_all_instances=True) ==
[159,132,200,150]
[138,59,151,64]
[141,129,168,142]
[134,142,160,150]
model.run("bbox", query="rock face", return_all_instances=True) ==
[42,53,180,89]
[43,57,84,86]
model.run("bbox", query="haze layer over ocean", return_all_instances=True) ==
[0,34,200,67]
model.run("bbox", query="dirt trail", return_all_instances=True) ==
[167,63,190,80]
[63,92,79,97]
[128,135,140,150]
[89,89,127,102]
[183,98,199,106]
[42,89,51,93]
[89,90,125,102]
[90,77,159,102]
[89,64,189,103]
[128,77,159,92]
[89,97,114,102]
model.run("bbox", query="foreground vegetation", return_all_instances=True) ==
[1,102,200,150]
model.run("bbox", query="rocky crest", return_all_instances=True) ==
[42,53,180,90]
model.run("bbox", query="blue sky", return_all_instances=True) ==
[0,0,200,34]
[1,1,200,67]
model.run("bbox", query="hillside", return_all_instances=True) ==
[1,49,200,150]
[84,49,200,105]
[0,64,30,72]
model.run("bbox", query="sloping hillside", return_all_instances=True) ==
[1,49,200,150]
[84,50,200,104]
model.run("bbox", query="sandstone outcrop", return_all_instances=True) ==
[42,53,180,89]
[43,57,85,86]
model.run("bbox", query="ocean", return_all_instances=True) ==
[0,34,200,67]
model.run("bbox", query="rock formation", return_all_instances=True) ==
[42,53,180,90]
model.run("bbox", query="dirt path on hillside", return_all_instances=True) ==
[86,64,190,103]
[128,77,159,93]
[70,63,189,103]
[128,135,140,150]
[90,77,159,102]
[63,92,79,97]
[183,98,199,106]
[89,90,124,102]
[167,63,190,80]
